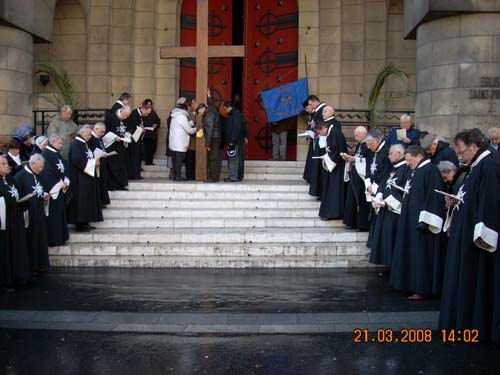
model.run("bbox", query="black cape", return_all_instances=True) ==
[88,134,111,206]
[302,113,314,183]
[343,142,370,230]
[439,150,500,342]
[67,137,103,224]
[40,146,70,246]
[125,108,144,180]
[318,119,348,220]
[0,176,30,283]
[105,120,129,190]
[14,166,49,273]
[308,137,324,198]
[369,160,411,267]
[390,159,446,295]
[365,141,392,248]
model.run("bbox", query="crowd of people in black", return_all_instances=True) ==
[301,94,500,342]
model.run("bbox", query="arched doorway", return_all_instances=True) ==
[33,0,88,109]
[179,0,299,160]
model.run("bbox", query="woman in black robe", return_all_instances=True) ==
[342,127,370,231]
[142,99,161,166]
[89,124,111,207]
[4,140,24,177]
[40,135,70,246]
[316,113,348,220]
[439,129,500,342]
[14,155,50,275]
[105,106,131,191]
[67,126,103,232]
[369,145,411,267]
[390,146,446,300]
[0,157,31,286]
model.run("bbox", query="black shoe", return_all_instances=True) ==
[204,178,218,183]
[320,217,331,221]
[224,178,238,182]
[76,225,91,232]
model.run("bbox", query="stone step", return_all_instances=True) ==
[127,180,309,192]
[103,207,320,219]
[50,242,368,258]
[49,255,369,268]
[107,199,320,209]
[109,190,315,201]
[141,171,301,180]
[143,165,304,174]
[94,217,339,229]
[67,227,367,244]
[152,159,306,168]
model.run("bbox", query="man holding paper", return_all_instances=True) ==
[386,114,420,148]
[314,107,348,221]
[89,123,111,208]
[104,106,132,191]
[342,126,370,231]
[40,134,70,246]
[369,144,411,268]
[390,145,446,300]
[67,126,103,233]
[125,103,152,180]
[440,128,500,343]
[14,154,50,275]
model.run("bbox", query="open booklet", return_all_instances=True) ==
[313,155,336,173]
[298,130,315,139]
[132,127,143,143]
[434,189,465,203]
[143,127,155,131]
[93,149,118,160]
[396,128,407,141]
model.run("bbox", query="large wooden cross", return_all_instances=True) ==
[160,0,245,181]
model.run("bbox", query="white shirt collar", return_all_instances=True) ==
[24,165,34,175]
[8,152,21,165]
[116,100,124,107]
[46,146,58,153]
[471,150,492,168]
[327,124,334,136]
[394,160,407,168]
[314,103,326,113]
[75,136,86,143]
[417,159,431,169]
[137,108,142,116]
[91,131,98,138]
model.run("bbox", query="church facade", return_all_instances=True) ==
[1,0,499,159]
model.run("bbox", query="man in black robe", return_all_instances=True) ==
[40,135,70,246]
[125,103,152,180]
[104,105,132,191]
[420,134,459,167]
[0,156,31,291]
[364,131,392,248]
[307,96,326,197]
[369,144,411,268]
[67,126,103,232]
[315,106,348,220]
[89,123,111,208]
[302,100,315,183]
[439,129,500,343]
[14,154,50,275]
[342,126,370,231]
[142,99,161,165]
[106,92,132,123]
[390,145,447,300]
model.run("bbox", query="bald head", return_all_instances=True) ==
[353,126,367,143]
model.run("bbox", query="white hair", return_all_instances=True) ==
[49,134,64,143]
[437,160,458,173]
[354,126,368,136]
[365,130,383,141]
[61,105,73,113]
[400,114,411,122]
[93,122,106,131]
[78,125,92,136]
[390,144,406,154]
[29,153,45,164]
[35,136,48,148]
[323,106,335,115]
[117,106,131,119]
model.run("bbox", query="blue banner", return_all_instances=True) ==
[260,78,309,122]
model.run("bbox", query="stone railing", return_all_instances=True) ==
[32,108,108,135]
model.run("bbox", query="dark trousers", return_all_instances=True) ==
[208,143,222,181]
[238,143,245,181]
[185,150,196,180]
[172,151,186,180]
[143,139,157,165]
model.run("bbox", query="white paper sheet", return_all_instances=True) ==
[132,127,143,143]
[84,159,96,177]
[102,132,118,149]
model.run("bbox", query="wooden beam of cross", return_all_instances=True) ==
[159,0,245,181]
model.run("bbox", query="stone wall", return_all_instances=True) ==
[0,26,34,138]
[415,13,500,138]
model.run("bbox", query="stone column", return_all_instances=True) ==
[414,13,500,138]
[0,26,33,138]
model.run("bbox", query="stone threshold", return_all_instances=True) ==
[0,310,438,334]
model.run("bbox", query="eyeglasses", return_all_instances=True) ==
[456,146,471,156]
